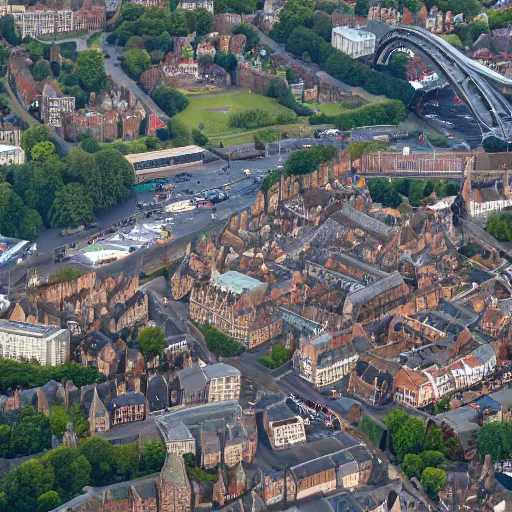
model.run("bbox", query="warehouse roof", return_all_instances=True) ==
[124,145,204,164]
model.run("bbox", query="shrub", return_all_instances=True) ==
[359,416,384,447]
[152,86,189,117]
[228,108,274,129]
[49,266,84,283]
[402,453,424,479]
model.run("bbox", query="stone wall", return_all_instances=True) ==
[317,75,353,103]
[236,68,287,96]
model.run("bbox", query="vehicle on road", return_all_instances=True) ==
[204,189,229,203]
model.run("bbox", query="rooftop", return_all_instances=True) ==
[0,319,64,338]
[203,363,241,380]
[157,420,194,442]
[333,26,376,41]
[124,145,204,164]
[212,271,264,295]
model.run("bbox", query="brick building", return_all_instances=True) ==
[8,47,40,110]
[157,454,192,512]
[74,0,106,32]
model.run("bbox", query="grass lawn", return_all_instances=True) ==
[174,92,297,138]
[87,32,102,49]
[318,103,346,116]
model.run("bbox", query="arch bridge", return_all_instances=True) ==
[373,26,512,142]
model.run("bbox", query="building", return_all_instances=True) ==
[179,0,214,13]
[0,144,25,165]
[8,48,40,110]
[13,9,74,39]
[110,391,146,426]
[41,84,75,128]
[158,420,196,456]
[203,363,241,403]
[157,454,192,512]
[190,271,282,348]
[0,319,70,366]
[0,125,22,146]
[264,399,307,450]
[331,27,376,59]
[124,146,204,182]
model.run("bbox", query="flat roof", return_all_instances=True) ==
[0,144,21,153]
[0,319,64,337]
[212,271,264,294]
[332,26,376,40]
[124,146,204,164]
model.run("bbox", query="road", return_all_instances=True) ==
[100,33,169,121]
[3,153,289,294]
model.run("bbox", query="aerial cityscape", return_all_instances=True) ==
[1,0,512,511]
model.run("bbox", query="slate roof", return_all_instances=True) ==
[158,420,194,442]
[110,391,145,409]
[177,363,208,392]
[267,400,297,422]
[347,272,405,308]
[330,204,396,243]
[82,330,111,357]
[317,343,356,369]
[147,375,168,411]
[160,454,188,485]
[203,363,241,380]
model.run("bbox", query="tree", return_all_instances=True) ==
[367,178,402,208]
[194,322,245,357]
[269,0,315,43]
[32,59,52,82]
[232,23,259,52]
[195,8,214,35]
[68,455,92,495]
[424,425,445,453]
[167,118,191,147]
[78,436,115,486]
[137,326,166,361]
[152,86,189,117]
[150,49,165,63]
[477,422,512,461]
[192,128,209,146]
[214,51,238,73]
[0,15,20,46]
[37,491,62,512]
[9,406,52,456]
[169,9,190,36]
[486,212,512,242]
[385,409,410,441]
[2,458,55,512]
[183,452,196,467]
[49,183,94,228]
[421,467,447,498]
[119,3,145,23]
[30,141,57,162]
[141,441,166,474]
[355,0,370,16]
[420,450,445,468]
[21,125,54,156]
[75,50,107,93]
[112,442,139,481]
[284,145,338,176]
[437,0,482,18]
[270,343,292,366]
[49,405,71,438]
[156,127,170,141]
[80,134,101,154]
[145,135,159,150]
[125,35,144,51]
[123,48,152,80]
[69,403,90,438]
[393,417,425,463]
[312,10,332,41]
[387,52,409,80]
[402,454,424,479]
[0,424,11,457]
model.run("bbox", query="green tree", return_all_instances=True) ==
[44,446,80,499]
[269,0,315,43]
[195,8,214,35]
[123,48,152,80]
[183,452,196,467]
[30,141,57,162]
[2,458,55,512]
[402,453,424,479]
[312,10,332,41]
[69,403,90,438]
[168,118,191,147]
[169,8,190,36]
[424,425,445,452]
[37,491,62,512]
[125,35,144,51]
[486,212,512,242]
[21,125,54,157]
[79,134,101,154]
[232,23,259,51]
[437,0,481,18]
[214,51,238,73]
[0,15,20,46]
[271,343,292,366]
[421,467,447,498]
[384,409,410,440]
[387,52,409,80]
[119,3,145,23]
[9,406,52,456]
[354,0,370,16]
[32,59,52,82]
[0,424,11,457]
[420,450,445,468]
[152,86,189,116]
[137,326,166,361]
[141,441,166,474]
[284,145,338,176]
[78,436,115,486]
[49,405,71,438]
[191,129,208,146]
[50,183,94,229]
[113,442,139,481]
[393,417,425,462]
[477,421,512,461]
[68,455,92,495]
[75,50,107,93]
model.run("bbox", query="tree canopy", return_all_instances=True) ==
[122,48,152,80]
[486,212,512,242]
[152,86,189,117]
[137,326,166,361]
[75,50,107,93]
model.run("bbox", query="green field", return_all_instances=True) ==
[174,92,297,138]
[87,32,102,49]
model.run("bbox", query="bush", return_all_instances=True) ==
[192,129,209,146]
[49,266,84,283]
[275,110,297,125]
[228,108,274,129]
[284,144,338,176]
[402,453,424,479]
[258,343,292,369]
[193,322,245,357]
[420,450,445,468]
[421,467,447,498]
[156,127,170,141]
[152,86,189,117]
[486,212,512,242]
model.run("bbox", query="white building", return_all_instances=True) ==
[331,27,376,59]
[179,0,214,13]
[0,144,25,166]
[0,319,70,366]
